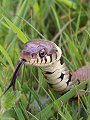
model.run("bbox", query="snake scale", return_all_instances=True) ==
[3,39,90,95]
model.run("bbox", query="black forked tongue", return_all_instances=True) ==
[2,59,26,96]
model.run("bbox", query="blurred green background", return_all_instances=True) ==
[0,0,90,120]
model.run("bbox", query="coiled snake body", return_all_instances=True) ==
[4,39,90,94]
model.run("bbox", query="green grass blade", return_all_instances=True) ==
[52,18,74,42]
[0,116,15,120]
[21,17,47,40]
[63,106,73,120]
[4,0,29,51]
[22,84,43,110]
[1,91,21,110]
[33,2,40,15]
[64,32,82,67]
[3,16,28,43]
[14,105,25,120]
[0,44,14,70]
[75,8,81,41]
[87,114,90,120]
[31,80,90,120]
[19,102,30,120]
[57,0,77,10]
[51,6,61,32]
[51,6,62,45]
[31,104,53,120]
[2,0,11,16]
[14,0,29,25]
[49,90,67,120]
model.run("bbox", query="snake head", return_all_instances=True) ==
[20,39,62,66]
[3,39,62,95]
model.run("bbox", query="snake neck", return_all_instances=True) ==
[40,56,72,93]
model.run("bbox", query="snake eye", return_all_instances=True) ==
[39,49,46,58]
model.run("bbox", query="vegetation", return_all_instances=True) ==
[0,0,90,119]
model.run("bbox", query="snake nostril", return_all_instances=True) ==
[31,53,37,59]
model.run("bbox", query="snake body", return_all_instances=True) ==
[4,39,90,94]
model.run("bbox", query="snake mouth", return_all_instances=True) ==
[20,53,58,67]
[20,57,54,67]
[3,59,26,95]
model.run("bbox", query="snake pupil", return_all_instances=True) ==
[39,49,46,58]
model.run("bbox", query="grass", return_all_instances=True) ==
[0,0,90,119]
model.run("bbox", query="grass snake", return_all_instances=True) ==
[3,39,90,95]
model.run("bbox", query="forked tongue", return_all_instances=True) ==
[2,59,26,96]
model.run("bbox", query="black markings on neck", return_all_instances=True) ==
[55,53,57,59]
[50,54,52,62]
[44,57,47,63]
[77,79,80,84]
[60,56,64,65]
[66,73,72,85]
[45,71,54,74]
[59,73,64,80]
[48,83,53,88]
[41,58,43,63]
[84,84,88,90]
[37,58,38,63]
